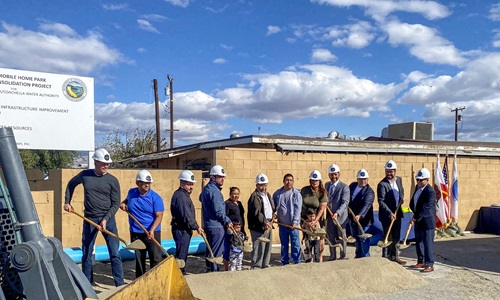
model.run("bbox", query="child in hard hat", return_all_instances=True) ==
[226,219,248,271]
[302,208,321,262]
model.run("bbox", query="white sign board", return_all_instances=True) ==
[0,68,94,150]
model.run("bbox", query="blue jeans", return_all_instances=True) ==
[81,217,124,286]
[205,226,225,272]
[278,226,301,265]
[350,221,373,258]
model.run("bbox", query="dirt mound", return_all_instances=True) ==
[185,257,425,300]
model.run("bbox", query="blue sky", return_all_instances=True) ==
[1,0,500,147]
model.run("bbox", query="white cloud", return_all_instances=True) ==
[383,20,468,66]
[493,29,500,48]
[101,3,129,11]
[140,14,167,22]
[213,58,227,64]
[311,0,450,21]
[165,0,190,8]
[398,53,500,105]
[0,21,126,75]
[266,25,282,36]
[137,47,147,53]
[220,43,233,51]
[137,19,160,34]
[310,48,337,63]
[489,3,500,21]
[329,21,375,49]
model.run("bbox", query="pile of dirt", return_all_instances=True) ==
[185,257,426,299]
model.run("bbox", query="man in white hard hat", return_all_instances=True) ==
[409,168,436,272]
[120,170,164,278]
[247,173,275,269]
[199,165,233,272]
[170,170,204,275]
[324,164,350,260]
[273,173,303,265]
[377,160,406,265]
[64,148,124,286]
[348,169,375,258]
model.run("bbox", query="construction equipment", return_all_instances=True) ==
[397,222,414,250]
[0,127,97,299]
[200,232,224,264]
[125,211,185,268]
[105,255,195,300]
[348,207,372,239]
[70,209,146,251]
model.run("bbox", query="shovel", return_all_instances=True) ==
[229,227,252,253]
[200,232,224,265]
[273,221,326,238]
[324,236,343,251]
[257,228,271,243]
[326,206,347,241]
[397,221,414,250]
[70,209,146,250]
[377,203,403,248]
[348,207,372,239]
[125,211,185,268]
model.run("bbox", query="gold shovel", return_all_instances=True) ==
[125,211,185,268]
[273,221,326,238]
[348,207,372,239]
[70,209,146,250]
[396,221,414,250]
[257,228,271,243]
[326,206,347,241]
[229,227,252,252]
[377,203,403,248]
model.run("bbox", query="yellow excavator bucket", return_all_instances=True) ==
[105,256,195,300]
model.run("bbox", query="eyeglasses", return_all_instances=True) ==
[416,179,427,182]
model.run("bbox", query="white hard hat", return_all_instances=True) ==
[309,170,322,180]
[179,170,196,183]
[210,165,226,177]
[415,168,431,180]
[255,173,269,184]
[92,148,112,163]
[385,160,397,170]
[328,164,340,173]
[356,169,369,179]
[136,169,153,182]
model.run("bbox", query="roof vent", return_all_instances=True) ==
[327,130,361,140]
[230,133,240,139]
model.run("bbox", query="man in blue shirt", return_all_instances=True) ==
[120,169,164,278]
[199,165,233,272]
[273,173,303,265]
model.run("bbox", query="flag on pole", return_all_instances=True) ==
[450,153,459,220]
[442,156,451,219]
[434,154,448,228]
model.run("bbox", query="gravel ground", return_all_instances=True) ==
[92,233,500,299]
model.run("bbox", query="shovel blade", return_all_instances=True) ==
[207,256,224,265]
[257,237,271,243]
[175,258,186,268]
[124,239,147,250]
[359,234,372,239]
[396,243,410,250]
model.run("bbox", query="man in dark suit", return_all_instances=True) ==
[325,164,350,260]
[377,160,406,265]
[409,168,437,272]
[348,169,375,258]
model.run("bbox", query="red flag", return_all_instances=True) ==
[434,155,449,228]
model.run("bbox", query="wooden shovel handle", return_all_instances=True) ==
[348,207,367,234]
[273,221,308,233]
[71,209,127,245]
[382,202,403,243]
[326,206,343,232]
[402,221,413,244]
[200,231,216,258]
[126,211,169,257]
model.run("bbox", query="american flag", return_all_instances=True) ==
[443,156,449,185]
[442,156,450,219]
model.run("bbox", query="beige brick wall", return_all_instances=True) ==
[19,149,500,248]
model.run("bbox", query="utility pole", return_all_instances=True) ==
[451,106,465,141]
[167,75,174,149]
[153,79,161,152]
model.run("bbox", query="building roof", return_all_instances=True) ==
[121,134,500,164]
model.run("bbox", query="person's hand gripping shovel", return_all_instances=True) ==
[326,206,347,250]
[69,208,146,250]
[378,202,403,248]
[348,207,372,239]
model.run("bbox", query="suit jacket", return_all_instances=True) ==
[325,180,350,225]
[247,190,275,233]
[348,182,374,227]
[410,184,437,230]
[377,177,405,225]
